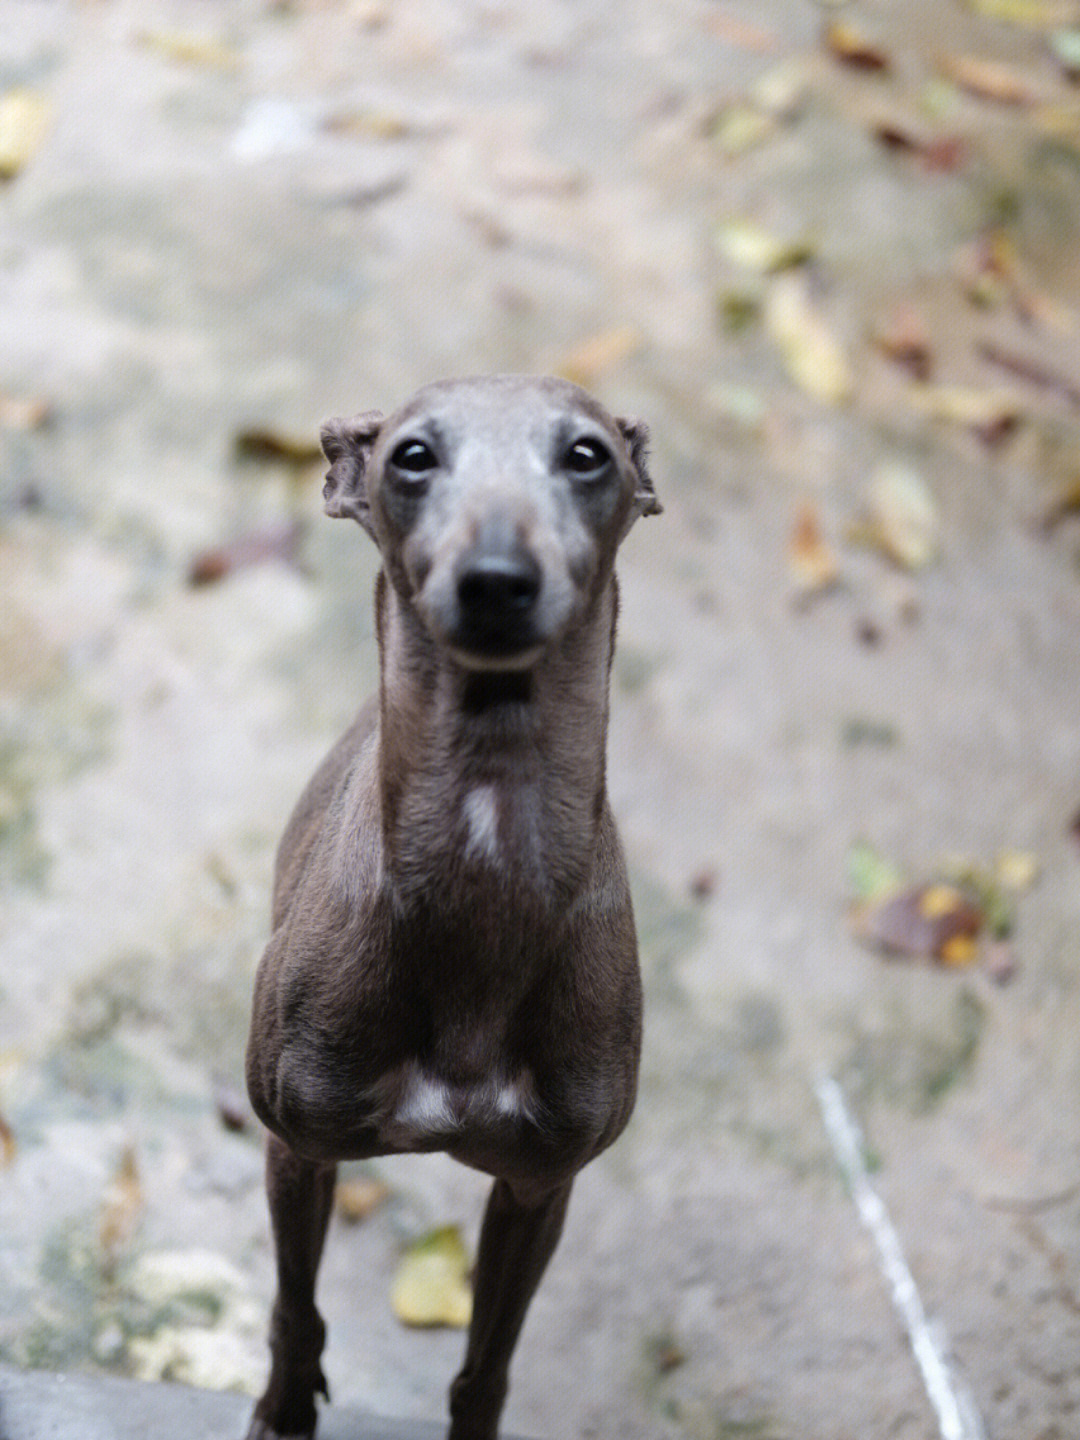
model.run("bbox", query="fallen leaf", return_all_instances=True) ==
[854,882,984,963]
[708,105,776,157]
[978,342,1080,409]
[325,108,413,140]
[556,325,641,388]
[137,30,242,70]
[391,1225,473,1329]
[995,849,1040,891]
[846,841,905,904]
[788,500,840,597]
[0,1111,15,1167]
[863,462,940,570]
[825,21,890,72]
[750,58,813,118]
[1049,28,1080,80]
[763,272,853,405]
[233,429,324,467]
[1037,474,1080,531]
[872,120,968,173]
[335,1176,390,1224]
[715,219,812,274]
[0,90,52,180]
[100,1146,143,1274]
[940,54,1038,106]
[0,393,51,430]
[688,865,720,901]
[908,384,1023,445]
[214,1081,249,1133]
[187,520,304,586]
[871,305,933,381]
[966,0,1075,23]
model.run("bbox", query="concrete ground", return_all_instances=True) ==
[1,3,1079,1439]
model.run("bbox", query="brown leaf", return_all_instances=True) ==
[0,1111,15,1167]
[940,54,1038,106]
[187,520,304,586]
[0,393,51,430]
[872,305,933,381]
[556,325,641,388]
[788,500,840,596]
[825,21,890,72]
[99,1146,143,1273]
[233,429,323,466]
[872,120,968,172]
[214,1081,249,1133]
[908,384,1023,446]
[854,883,984,963]
[335,1175,390,1224]
[978,342,1080,410]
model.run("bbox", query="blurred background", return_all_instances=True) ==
[1,2,1079,1437]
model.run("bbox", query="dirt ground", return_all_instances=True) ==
[2,3,1079,1438]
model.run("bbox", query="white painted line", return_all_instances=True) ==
[814,1074,987,1440]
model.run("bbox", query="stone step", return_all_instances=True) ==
[0,1367,531,1440]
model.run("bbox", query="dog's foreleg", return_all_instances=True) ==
[248,1136,337,1440]
[447,1177,574,1440]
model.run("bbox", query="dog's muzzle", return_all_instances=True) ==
[451,545,543,663]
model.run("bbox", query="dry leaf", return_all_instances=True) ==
[825,21,890,71]
[138,30,242,70]
[940,55,1037,106]
[187,520,304,586]
[0,393,51,430]
[872,305,933,380]
[788,501,839,596]
[864,462,939,570]
[751,58,813,118]
[764,273,853,405]
[873,119,968,173]
[854,882,984,963]
[0,1111,15,1167]
[391,1225,473,1329]
[233,429,323,466]
[0,90,52,180]
[978,342,1080,409]
[908,384,1023,445]
[995,849,1040,891]
[214,1081,249,1133]
[708,106,776,157]
[966,0,1074,23]
[1049,28,1080,80]
[715,219,812,274]
[100,1146,143,1273]
[335,1176,390,1224]
[556,325,641,388]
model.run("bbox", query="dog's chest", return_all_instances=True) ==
[376,1061,536,1152]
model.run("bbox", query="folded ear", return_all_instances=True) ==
[320,411,384,536]
[616,416,662,520]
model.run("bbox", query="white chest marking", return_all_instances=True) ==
[462,785,500,864]
[385,1066,535,1149]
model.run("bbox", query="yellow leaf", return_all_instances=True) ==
[995,849,1040,892]
[334,1176,390,1224]
[764,273,853,404]
[715,219,812,274]
[966,0,1075,23]
[0,90,52,180]
[391,1226,473,1329]
[866,462,939,570]
[138,30,242,70]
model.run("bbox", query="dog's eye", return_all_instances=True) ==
[564,438,613,475]
[390,439,438,473]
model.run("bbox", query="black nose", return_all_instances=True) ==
[456,550,542,617]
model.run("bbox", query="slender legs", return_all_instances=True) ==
[448,1178,574,1440]
[247,1135,338,1440]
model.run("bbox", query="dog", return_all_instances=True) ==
[244,374,661,1439]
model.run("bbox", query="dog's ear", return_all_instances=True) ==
[320,412,384,536]
[616,417,662,520]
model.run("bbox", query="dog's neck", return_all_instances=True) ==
[373,570,616,917]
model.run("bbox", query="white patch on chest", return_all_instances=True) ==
[384,1063,536,1150]
[462,785,500,864]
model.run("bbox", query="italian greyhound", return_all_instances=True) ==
[244,374,661,1440]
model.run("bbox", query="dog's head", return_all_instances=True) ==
[320,375,660,671]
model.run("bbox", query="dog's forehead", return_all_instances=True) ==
[388,376,615,447]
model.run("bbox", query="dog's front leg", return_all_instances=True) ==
[448,1177,574,1440]
[248,1135,338,1440]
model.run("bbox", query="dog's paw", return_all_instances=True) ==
[244,1416,315,1440]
